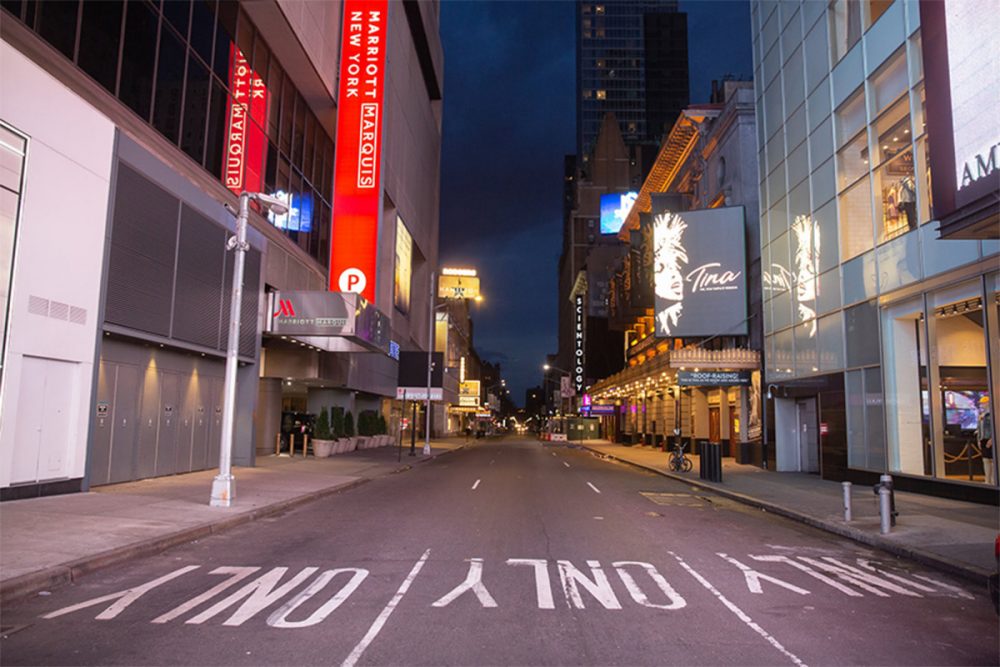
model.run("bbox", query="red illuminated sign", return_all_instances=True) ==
[224,46,267,196]
[330,0,389,302]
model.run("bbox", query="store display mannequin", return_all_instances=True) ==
[899,175,916,230]
[978,396,994,485]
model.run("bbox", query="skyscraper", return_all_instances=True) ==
[576,0,688,177]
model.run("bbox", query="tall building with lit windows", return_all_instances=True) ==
[751,0,997,501]
[0,1,443,498]
[576,0,688,177]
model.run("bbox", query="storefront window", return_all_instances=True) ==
[927,280,992,484]
[0,122,26,389]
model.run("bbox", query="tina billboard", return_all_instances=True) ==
[652,202,747,338]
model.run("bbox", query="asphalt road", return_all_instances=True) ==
[2,437,997,666]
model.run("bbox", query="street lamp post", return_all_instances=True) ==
[210,191,287,508]
[424,270,436,456]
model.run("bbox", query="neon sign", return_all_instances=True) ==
[330,0,389,302]
[223,46,267,196]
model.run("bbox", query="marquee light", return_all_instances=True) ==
[442,267,477,277]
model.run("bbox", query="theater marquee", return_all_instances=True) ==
[330,0,389,302]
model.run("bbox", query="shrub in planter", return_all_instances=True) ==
[343,410,356,451]
[331,407,347,453]
[313,408,335,457]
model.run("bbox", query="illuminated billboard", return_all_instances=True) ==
[652,204,747,338]
[920,0,1000,226]
[599,191,638,234]
[330,0,389,301]
[459,381,481,407]
[438,274,480,300]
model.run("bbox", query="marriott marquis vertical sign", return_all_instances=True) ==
[330,1,389,303]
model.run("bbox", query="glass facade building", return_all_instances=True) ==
[752,0,998,498]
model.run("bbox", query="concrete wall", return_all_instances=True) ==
[0,41,115,489]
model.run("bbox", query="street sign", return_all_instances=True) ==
[396,387,443,401]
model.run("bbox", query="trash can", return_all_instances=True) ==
[700,441,723,482]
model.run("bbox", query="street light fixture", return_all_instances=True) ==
[210,191,288,508]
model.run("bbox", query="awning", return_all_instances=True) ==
[267,291,390,355]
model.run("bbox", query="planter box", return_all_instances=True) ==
[313,439,335,458]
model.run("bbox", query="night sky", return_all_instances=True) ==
[438,0,753,406]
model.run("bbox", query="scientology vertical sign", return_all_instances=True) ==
[652,203,748,338]
[574,293,585,393]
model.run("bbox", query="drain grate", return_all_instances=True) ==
[640,491,706,507]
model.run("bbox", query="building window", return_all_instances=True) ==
[394,217,413,314]
[829,1,895,63]
[829,0,862,63]
[838,175,874,261]
[595,5,605,15]
[0,122,27,389]
[871,99,915,243]
[870,48,907,117]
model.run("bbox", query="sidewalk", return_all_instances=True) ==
[574,439,998,584]
[0,438,467,604]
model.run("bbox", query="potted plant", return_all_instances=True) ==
[331,407,346,454]
[312,407,335,457]
[343,410,356,451]
[376,413,388,446]
[357,411,371,449]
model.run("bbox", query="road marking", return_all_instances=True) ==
[557,560,622,610]
[613,561,686,610]
[563,461,571,468]
[432,558,497,608]
[507,559,555,609]
[268,569,369,628]
[472,479,481,490]
[153,567,260,624]
[43,566,200,620]
[717,553,810,596]
[341,549,431,667]
[587,482,601,494]
[187,567,319,626]
[670,552,807,667]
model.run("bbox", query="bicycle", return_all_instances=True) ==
[668,440,693,472]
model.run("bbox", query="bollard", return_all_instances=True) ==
[290,433,296,457]
[304,434,310,457]
[842,481,852,522]
[879,486,892,534]
[275,433,281,456]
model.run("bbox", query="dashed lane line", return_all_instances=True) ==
[472,479,481,490]
[587,482,601,494]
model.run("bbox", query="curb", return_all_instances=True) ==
[576,442,991,587]
[0,477,371,605]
